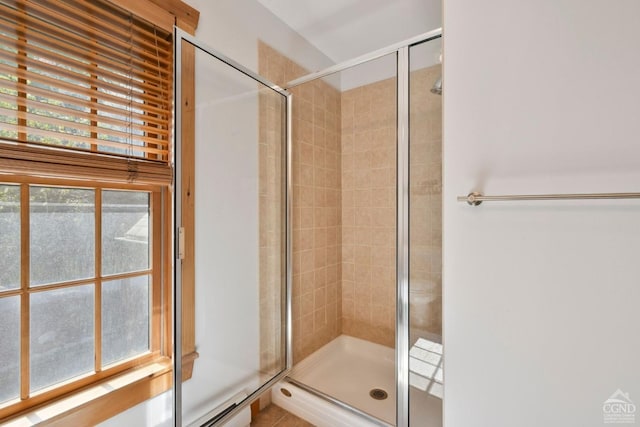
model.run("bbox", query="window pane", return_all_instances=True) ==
[102,191,149,276]
[30,187,95,286]
[102,275,150,366]
[30,285,94,392]
[0,296,20,404]
[0,184,20,290]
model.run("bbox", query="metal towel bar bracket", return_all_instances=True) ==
[458,191,640,206]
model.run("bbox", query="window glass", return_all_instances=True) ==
[102,275,150,366]
[30,285,94,392]
[0,184,20,290]
[0,296,20,404]
[30,187,95,286]
[102,190,150,275]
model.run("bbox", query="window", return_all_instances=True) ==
[0,0,187,422]
[0,178,164,418]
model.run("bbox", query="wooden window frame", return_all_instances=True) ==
[112,1,202,381]
[0,0,199,425]
[0,175,167,421]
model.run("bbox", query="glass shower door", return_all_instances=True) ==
[408,38,443,426]
[175,30,291,426]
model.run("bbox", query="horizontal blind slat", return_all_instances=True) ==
[15,0,172,68]
[33,0,172,52]
[0,77,170,128]
[0,123,168,156]
[0,91,169,136]
[0,31,170,98]
[0,141,172,185]
[0,5,172,75]
[0,19,170,87]
[0,104,169,147]
[0,61,170,116]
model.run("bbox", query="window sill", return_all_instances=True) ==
[2,358,175,427]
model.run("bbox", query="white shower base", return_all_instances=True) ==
[271,334,442,426]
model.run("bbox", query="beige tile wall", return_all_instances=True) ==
[258,42,442,359]
[259,42,342,363]
[340,78,397,347]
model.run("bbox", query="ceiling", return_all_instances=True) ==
[256,0,441,64]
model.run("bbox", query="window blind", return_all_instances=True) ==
[0,0,173,184]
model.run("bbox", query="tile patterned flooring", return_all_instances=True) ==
[251,404,314,427]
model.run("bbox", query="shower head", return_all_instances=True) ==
[431,76,442,95]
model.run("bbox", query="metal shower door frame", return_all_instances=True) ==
[173,27,293,427]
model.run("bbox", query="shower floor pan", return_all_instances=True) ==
[273,334,442,426]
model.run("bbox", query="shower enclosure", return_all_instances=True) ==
[174,30,291,427]
[173,27,442,427]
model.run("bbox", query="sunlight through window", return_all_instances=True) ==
[410,337,443,399]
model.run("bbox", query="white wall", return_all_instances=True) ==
[254,0,442,90]
[186,0,333,78]
[443,1,640,426]
[98,391,172,427]
[257,0,440,63]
